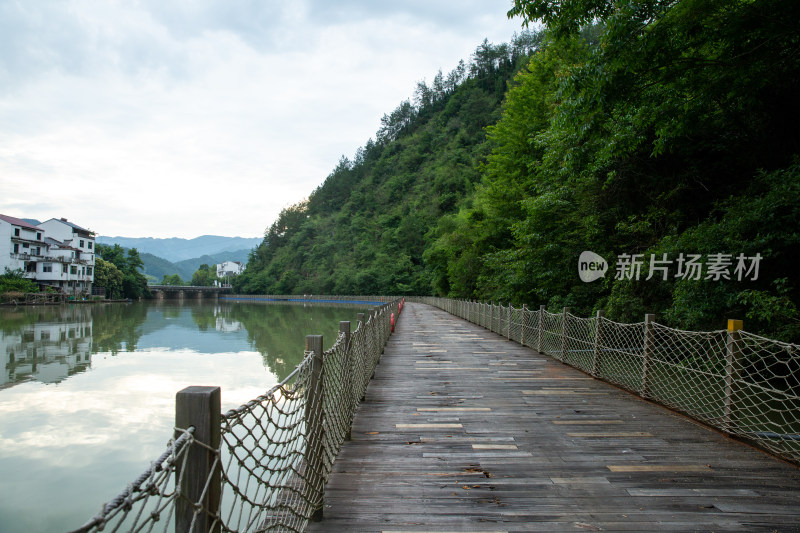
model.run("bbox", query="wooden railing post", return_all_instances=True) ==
[521,304,528,346]
[339,321,353,441]
[507,304,512,340]
[561,307,571,362]
[489,301,494,332]
[356,313,368,401]
[304,335,325,522]
[592,310,604,377]
[723,319,744,434]
[641,314,655,398]
[340,321,351,351]
[371,309,383,357]
[175,386,221,533]
[538,305,545,354]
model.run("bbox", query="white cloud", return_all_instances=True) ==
[0,0,523,238]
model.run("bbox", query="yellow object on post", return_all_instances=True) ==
[727,319,744,332]
[724,318,744,435]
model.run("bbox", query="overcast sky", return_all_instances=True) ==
[0,0,525,239]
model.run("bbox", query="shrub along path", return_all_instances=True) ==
[307,303,800,532]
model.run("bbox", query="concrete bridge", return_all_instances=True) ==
[147,285,232,300]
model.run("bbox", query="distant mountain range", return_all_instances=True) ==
[96,235,262,262]
[140,249,253,282]
[96,235,261,283]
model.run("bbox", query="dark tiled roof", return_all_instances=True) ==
[46,218,94,236]
[0,214,40,231]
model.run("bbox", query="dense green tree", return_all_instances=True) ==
[445,0,800,339]
[161,273,185,286]
[96,244,150,299]
[96,243,126,266]
[0,268,39,294]
[94,257,123,299]
[190,264,217,286]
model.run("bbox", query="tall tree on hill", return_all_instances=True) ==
[191,264,217,286]
[96,244,150,299]
[162,274,184,286]
[94,258,123,299]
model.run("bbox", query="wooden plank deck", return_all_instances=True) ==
[307,303,800,532]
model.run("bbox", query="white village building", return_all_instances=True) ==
[0,215,96,296]
[216,261,244,279]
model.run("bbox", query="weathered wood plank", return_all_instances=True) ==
[552,420,624,425]
[566,432,654,437]
[607,465,712,472]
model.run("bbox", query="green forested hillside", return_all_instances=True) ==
[134,250,252,283]
[236,33,542,295]
[238,0,800,341]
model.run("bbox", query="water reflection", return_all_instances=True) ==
[0,300,368,533]
[1,306,95,388]
[1,301,364,389]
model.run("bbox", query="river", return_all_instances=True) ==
[0,299,370,532]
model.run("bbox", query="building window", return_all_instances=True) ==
[43,264,53,273]
[88,241,93,250]
[14,228,19,237]
[70,265,77,275]
[36,233,42,240]
[79,239,84,248]
[22,243,29,249]
[13,243,19,253]
[86,266,93,276]
[35,247,40,256]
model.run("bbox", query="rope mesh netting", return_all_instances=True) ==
[540,310,564,360]
[421,298,800,465]
[70,299,400,533]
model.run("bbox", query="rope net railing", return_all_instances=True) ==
[218,294,395,305]
[70,298,403,533]
[418,297,800,465]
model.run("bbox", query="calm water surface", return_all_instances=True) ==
[0,300,368,533]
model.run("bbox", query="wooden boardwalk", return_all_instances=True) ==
[307,303,800,532]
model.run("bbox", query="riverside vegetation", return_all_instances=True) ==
[240,0,797,342]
